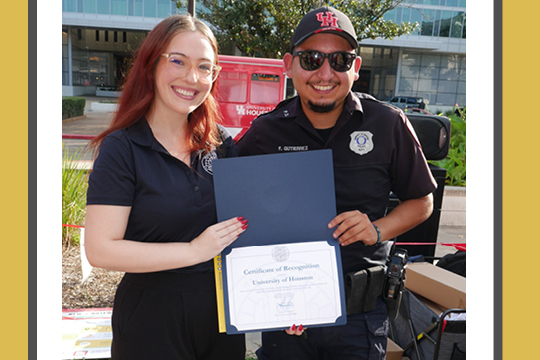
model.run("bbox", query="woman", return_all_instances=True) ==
[84,15,247,360]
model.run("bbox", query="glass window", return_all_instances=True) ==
[97,0,109,14]
[144,0,157,17]
[396,7,402,24]
[410,9,423,35]
[401,65,420,78]
[435,93,456,105]
[440,66,459,81]
[417,79,438,92]
[433,10,441,37]
[399,78,417,92]
[401,52,421,66]
[158,0,171,17]
[421,9,436,36]
[250,74,281,105]
[112,0,127,15]
[84,0,96,13]
[424,0,440,4]
[457,81,466,93]
[216,72,248,103]
[421,54,441,68]
[462,15,466,38]
[439,11,452,37]
[451,12,465,38]
[418,66,440,80]
[445,0,458,6]
[437,80,458,93]
[77,0,83,12]
[458,0,466,7]
[383,9,395,22]
[134,0,143,16]
[402,8,410,24]
[63,0,77,12]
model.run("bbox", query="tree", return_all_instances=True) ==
[176,0,418,58]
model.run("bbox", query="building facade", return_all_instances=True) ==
[62,0,465,111]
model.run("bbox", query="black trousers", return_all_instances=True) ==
[256,297,388,360]
[111,271,245,360]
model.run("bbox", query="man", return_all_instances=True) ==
[236,6,436,360]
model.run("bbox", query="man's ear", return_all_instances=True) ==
[353,56,362,81]
[283,53,294,78]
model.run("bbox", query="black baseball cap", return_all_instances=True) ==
[291,7,358,52]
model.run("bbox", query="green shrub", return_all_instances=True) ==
[430,107,466,186]
[62,145,89,247]
[62,96,86,120]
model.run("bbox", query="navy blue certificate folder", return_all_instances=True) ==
[213,150,347,334]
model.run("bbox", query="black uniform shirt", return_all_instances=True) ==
[236,93,437,274]
[87,118,237,273]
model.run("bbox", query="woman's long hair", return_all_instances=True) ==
[89,15,222,155]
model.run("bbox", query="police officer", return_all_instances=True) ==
[236,6,437,360]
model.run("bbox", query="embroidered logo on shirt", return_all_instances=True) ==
[201,150,218,175]
[349,131,374,155]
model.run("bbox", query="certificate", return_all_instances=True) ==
[213,150,346,334]
[225,241,344,332]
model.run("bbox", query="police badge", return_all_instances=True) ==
[349,131,374,155]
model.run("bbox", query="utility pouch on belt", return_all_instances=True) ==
[345,265,385,315]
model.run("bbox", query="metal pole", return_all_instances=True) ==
[188,0,196,17]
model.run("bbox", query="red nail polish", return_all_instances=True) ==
[298,325,303,332]
[241,219,248,225]
[291,324,296,331]
[242,224,248,230]
[237,216,244,221]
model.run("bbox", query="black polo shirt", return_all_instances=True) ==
[87,118,237,273]
[236,92,437,274]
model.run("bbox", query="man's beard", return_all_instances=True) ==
[308,101,336,113]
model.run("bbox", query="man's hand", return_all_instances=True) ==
[328,210,378,246]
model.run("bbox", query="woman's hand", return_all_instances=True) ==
[285,324,305,336]
[190,217,248,262]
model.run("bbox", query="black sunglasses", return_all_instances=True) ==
[292,51,357,72]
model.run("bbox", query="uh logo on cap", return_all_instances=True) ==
[316,11,339,27]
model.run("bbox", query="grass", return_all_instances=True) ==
[62,144,89,247]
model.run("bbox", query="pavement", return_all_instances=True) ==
[63,96,466,358]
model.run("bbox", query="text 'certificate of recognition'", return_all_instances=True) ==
[225,241,343,332]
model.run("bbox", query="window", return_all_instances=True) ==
[144,0,157,17]
[158,0,171,17]
[83,0,96,13]
[112,0,128,15]
[216,72,248,103]
[421,9,436,36]
[134,0,143,16]
[114,31,118,42]
[250,74,280,105]
[63,0,77,12]
[439,11,453,37]
[95,30,100,41]
[97,0,109,14]
[451,12,465,38]
[105,30,109,42]
[410,9,423,35]
[383,9,395,22]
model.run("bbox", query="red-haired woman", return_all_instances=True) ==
[84,15,247,360]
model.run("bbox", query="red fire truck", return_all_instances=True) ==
[216,55,294,140]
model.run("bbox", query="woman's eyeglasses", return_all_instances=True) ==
[161,53,221,83]
[292,51,357,72]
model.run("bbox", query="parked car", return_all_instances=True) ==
[388,96,427,110]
